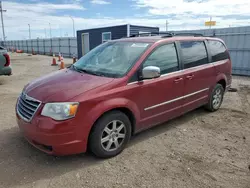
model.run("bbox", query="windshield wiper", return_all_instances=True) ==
[81,69,105,77]
[71,64,83,72]
[71,65,105,77]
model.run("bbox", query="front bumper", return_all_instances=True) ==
[0,66,12,76]
[16,112,87,156]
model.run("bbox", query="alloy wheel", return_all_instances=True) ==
[101,120,126,152]
[212,88,222,109]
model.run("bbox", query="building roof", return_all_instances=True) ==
[77,24,159,33]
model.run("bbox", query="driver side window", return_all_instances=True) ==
[143,43,179,74]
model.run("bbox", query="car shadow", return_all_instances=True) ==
[129,107,207,147]
[0,107,207,187]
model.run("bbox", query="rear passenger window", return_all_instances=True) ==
[208,40,229,62]
[143,43,179,74]
[180,41,208,69]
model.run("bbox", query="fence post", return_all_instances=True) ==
[50,38,52,56]
[43,39,45,55]
[59,38,61,56]
[68,38,71,58]
[26,40,28,53]
[31,40,33,54]
[36,39,40,54]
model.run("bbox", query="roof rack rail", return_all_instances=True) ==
[127,32,203,38]
[129,32,173,38]
[172,33,203,37]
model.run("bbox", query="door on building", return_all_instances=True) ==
[82,33,90,56]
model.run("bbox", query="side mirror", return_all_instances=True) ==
[141,66,161,79]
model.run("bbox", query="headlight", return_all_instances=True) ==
[41,102,79,120]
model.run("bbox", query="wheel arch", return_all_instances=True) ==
[86,98,140,149]
[216,73,227,90]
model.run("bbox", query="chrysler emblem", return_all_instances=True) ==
[22,92,27,100]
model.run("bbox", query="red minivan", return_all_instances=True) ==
[16,33,232,158]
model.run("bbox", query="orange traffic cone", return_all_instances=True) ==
[51,54,57,66]
[59,56,65,69]
[58,52,61,62]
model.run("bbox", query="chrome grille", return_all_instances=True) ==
[17,93,41,122]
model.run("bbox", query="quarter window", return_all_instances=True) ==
[102,32,112,43]
[208,40,229,62]
[143,43,179,74]
[180,41,208,69]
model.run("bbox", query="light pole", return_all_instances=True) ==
[49,23,52,38]
[70,16,75,37]
[166,20,168,31]
[44,28,47,38]
[28,24,31,39]
[0,1,7,42]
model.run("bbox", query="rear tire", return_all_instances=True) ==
[89,111,131,158]
[205,84,224,112]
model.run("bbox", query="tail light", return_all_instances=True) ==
[3,54,10,67]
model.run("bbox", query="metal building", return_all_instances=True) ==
[172,26,250,76]
[76,24,159,58]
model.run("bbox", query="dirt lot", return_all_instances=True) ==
[0,53,250,188]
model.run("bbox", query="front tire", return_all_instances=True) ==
[89,111,131,158]
[205,84,224,112]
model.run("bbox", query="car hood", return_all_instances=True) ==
[24,69,114,102]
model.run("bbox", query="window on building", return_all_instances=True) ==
[102,32,112,43]
[208,40,229,62]
[143,43,179,74]
[180,41,208,69]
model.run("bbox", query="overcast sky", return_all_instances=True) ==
[2,0,250,40]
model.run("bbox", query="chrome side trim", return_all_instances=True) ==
[127,81,143,86]
[144,96,183,111]
[144,88,209,111]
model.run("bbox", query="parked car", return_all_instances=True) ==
[0,47,11,76]
[16,33,232,158]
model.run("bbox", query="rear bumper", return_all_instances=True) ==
[0,66,12,76]
[16,113,87,156]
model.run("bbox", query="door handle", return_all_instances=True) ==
[174,78,183,83]
[186,75,194,80]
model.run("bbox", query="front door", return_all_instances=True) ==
[178,40,216,112]
[127,43,184,131]
[82,33,90,56]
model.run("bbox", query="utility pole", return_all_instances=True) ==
[49,23,52,38]
[28,24,31,39]
[60,27,62,37]
[166,20,169,31]
[209,16,212,29]
[70,16,75,37]
[0,1,7,42]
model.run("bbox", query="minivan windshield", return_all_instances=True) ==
[72,41,150,78]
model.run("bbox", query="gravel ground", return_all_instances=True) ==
[0,53,250,188]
